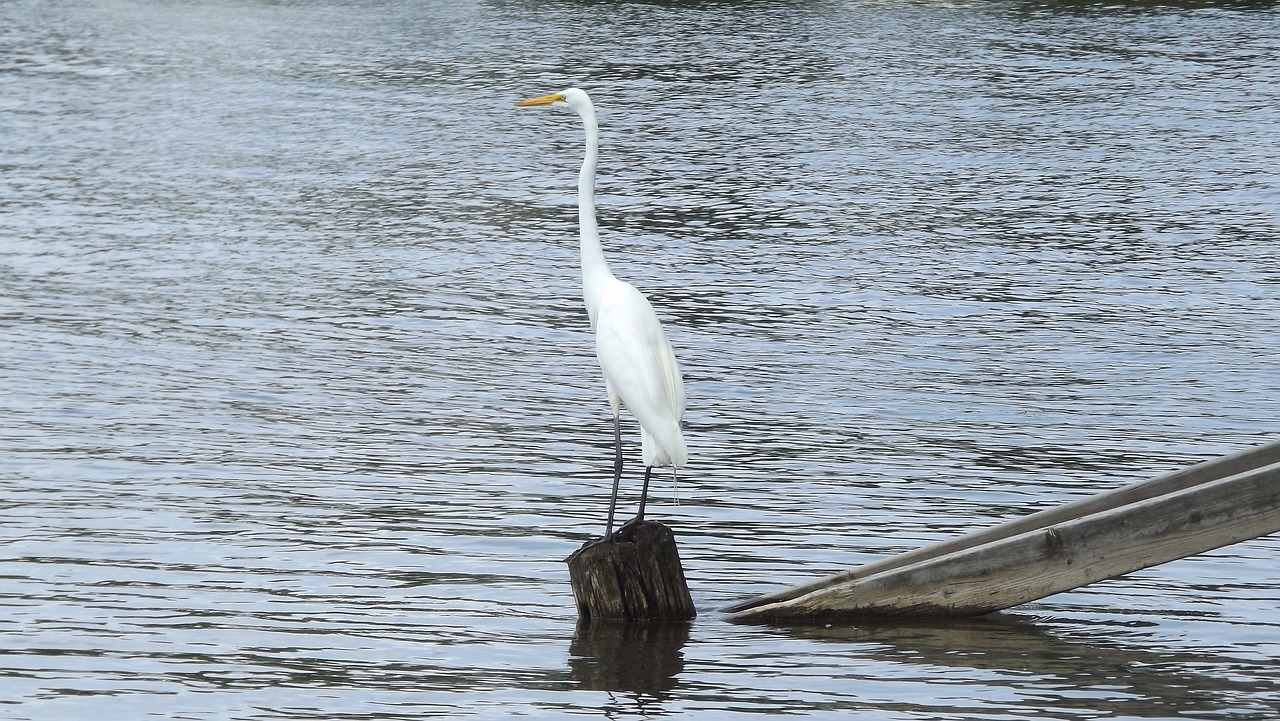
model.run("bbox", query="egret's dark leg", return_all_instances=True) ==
[636,465,654,522]
[604,413,623,540]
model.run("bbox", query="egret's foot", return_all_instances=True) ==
[585,531,617,548]
[617,516,648,534]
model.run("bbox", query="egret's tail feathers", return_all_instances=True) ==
[639,423,688,468]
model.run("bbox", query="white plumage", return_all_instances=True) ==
[518,87,687,538]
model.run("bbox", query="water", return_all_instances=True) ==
[3,0,1279,718]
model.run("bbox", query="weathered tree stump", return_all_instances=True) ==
[565,520,696,621]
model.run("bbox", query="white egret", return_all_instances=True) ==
[516,88,687,540]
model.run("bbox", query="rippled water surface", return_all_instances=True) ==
[3,0,1280,718]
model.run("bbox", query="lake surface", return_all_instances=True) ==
[3,0,1280,718]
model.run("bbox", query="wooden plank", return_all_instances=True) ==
[729,451,1280,623]
[726,439,1280,616]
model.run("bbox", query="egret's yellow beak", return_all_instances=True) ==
[516,92,565,107]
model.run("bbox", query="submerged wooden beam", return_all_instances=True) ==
[728,439,1280,623]
[566,520,696,622]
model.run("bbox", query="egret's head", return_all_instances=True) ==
[516,87,590,113]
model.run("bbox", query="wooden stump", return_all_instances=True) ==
[565,520,696,621]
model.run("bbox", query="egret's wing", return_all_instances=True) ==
[594,281,687,466]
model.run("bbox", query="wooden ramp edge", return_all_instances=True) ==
[726,439,1280,624]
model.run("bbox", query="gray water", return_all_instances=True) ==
[3,0,1280,718]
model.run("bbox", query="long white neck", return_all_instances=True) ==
[576,102,614,326]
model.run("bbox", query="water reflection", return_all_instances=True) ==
[569,620,690,695]
[1016,0,1280,13]
[779,615,1280,717]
